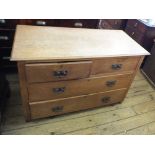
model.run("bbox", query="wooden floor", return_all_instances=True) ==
[1,71,155,135]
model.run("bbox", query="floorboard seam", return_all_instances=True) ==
[62,109,155,135]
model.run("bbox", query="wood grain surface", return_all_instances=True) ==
[28,73,133,102]
[91,56,140,75]
[11,25,149,61]
[30,88,127,119]
[25,61,92,83]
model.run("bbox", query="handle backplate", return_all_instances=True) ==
[106,80,116,87]
[53,70,68,78]
[102,96,111,103]
[52,106,63,112]
[53,87,65,93]
[112,64,122,70]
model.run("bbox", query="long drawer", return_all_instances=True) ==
[25,61,92,83]
[30,88,127,119]
[28,73,133,102]
[91,56,140,75]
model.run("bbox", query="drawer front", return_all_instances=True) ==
[30,88,127,119]
[28,73,133,102]
[98,20,113,29]
[0,19,19,29]
[125,26,145,44]
[26,61,92,83]
[127,19,147,33]
[91,56,140,75]
[0,30,15,47]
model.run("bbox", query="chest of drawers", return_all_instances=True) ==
[11,25,149,121]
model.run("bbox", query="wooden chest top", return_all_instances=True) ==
[11,25,149,61]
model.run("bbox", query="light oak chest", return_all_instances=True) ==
[11,25,149,121]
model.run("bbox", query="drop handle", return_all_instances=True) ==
[36,20,46,26]
[106,80,117,87]
[53,70,68,78]
[74,22,83,27]
[52,106,63,112]
[102,96,111,103]
[53,87,65,93]
[0,36,9,40]
[0,19,6,24]
[111,64,122,70]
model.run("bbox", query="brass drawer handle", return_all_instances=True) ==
[0,19,6,24]
[36,20,46,26]
[111,64,122,70]
[53,70,68,78]
[0,36,9,40]
[102,96,111,103]
[106,80,117,87]
[53,87,65,93]
[52,106,63,112]
[74,22,83,27]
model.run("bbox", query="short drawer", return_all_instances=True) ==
[125,26,145,44]
[0,19,19,29]
[28,73,133,102]
[127,19,147,33]
[26,61,92,83]
[0,30,15,47]
[91,56,140,75]
[30,88,127,119]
